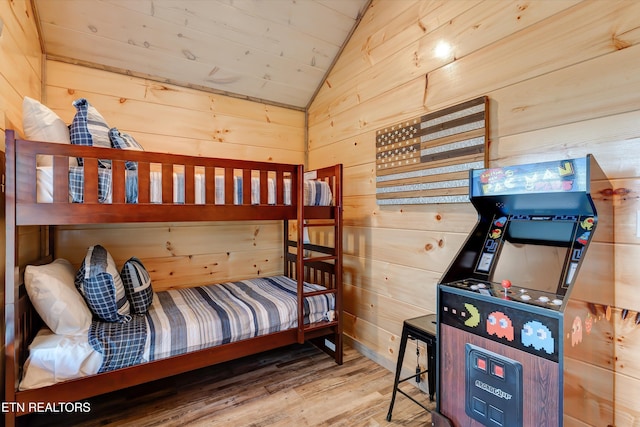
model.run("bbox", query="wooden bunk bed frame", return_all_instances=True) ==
[3,130,343,426]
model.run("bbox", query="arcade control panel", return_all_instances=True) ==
[444,278,565,311]
[439,286,561,363]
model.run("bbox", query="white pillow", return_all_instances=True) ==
[19,328,101,390]
[24,259,92,335]
[22,96,77,167]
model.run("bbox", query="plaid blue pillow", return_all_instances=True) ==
[120,257,153,314]
[75,245,131,323]
[69,98,111,168]
[89,315,146,373]
[69,166,112,203]
[108,128,144,171]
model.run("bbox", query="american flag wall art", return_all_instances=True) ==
[375,96,489,205]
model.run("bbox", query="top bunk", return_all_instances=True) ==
[4,130,342,225]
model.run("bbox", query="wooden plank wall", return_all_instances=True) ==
[0,0,43,405]
[0,0,41,137]
[3,0,640,423]
[43,61,306,289]
[307,0,640,424]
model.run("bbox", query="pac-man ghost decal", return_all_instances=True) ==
[571,316,583,347]
[486,311,514,341]
[521,320,554,354]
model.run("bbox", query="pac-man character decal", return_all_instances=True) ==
[580,217,594,231]
[476,215,508,273]
[442,302,481,328]
[486,311,514,341]
[464,303,481,328]
[494,216,507,228]
[571,316,583,347]
[521,320,554,354]
[489,228,502,239]
[577,231,591,245]
[584,313,593,334]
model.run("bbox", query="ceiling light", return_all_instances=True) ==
[435,41,452,59]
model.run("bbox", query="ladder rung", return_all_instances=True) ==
[303,319,339,332]
[303,289,337,298]
[303,255,336,262]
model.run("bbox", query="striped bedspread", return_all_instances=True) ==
[303,180,333,206]
[89,276,335,372]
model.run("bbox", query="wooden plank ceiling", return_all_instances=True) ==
[33,0,370,110]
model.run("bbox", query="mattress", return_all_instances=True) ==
[35,166,332,206]
[19,275,335,390]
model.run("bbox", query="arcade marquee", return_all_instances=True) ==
[433,156,614,427]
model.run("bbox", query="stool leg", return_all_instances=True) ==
[387,326,409,421]
[427,342,436,401]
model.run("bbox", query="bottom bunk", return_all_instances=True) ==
[6,246,342,424]
[21,275,335,390]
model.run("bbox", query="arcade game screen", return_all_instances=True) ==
[488,218,577,294]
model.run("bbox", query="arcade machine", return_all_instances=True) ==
[434,156,614,427]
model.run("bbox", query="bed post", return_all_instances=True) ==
[334,164,344,365]
[283,219,289,277]
[295,164,305,344]
[4,130,18,427]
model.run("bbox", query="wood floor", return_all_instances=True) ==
[18,343,435,426]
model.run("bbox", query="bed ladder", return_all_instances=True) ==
[285,164,343,364]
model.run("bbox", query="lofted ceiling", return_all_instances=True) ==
[33,0,370,110]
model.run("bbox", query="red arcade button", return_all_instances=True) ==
[492,362,504,378]
[476,357,487,371]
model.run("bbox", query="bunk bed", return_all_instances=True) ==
[3,129,343,426]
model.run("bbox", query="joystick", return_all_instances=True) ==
[501,279,512,299]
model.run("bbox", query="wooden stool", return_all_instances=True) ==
[387,313,437,421]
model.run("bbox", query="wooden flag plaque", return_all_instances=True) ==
[375,96,489,205]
